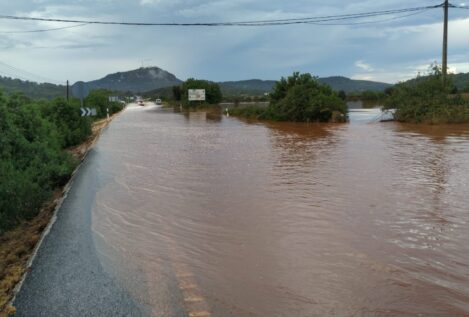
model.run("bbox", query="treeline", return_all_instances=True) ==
[345,90,389,101]
[0,89,124,233]
[147,77,393,105]
[222,95,269,103]
[0,76,64,100]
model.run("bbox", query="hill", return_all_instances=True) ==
[318,76,391,93]
[73,67,182,93]
[401,72,469,92]
[0,76,65,99]
[218,77,391,96]
[219,80,276,96]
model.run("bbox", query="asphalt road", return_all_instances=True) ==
[12,148,145,317]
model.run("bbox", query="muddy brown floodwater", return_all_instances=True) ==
[91,104,469,317]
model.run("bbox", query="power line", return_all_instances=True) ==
[232,7,439,26]
[0,61,62,84]
[231,5,442,25]
[0,4,443,27]
[305,8,432,26]
[0,23,89,34]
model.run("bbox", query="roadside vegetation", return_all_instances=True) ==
[231,72,347,122]
[0,89,122,232]
[384,65,469,124]
[0,89,124,315]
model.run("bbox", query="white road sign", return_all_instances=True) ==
[188,89,206,101]
[80,107,97,117]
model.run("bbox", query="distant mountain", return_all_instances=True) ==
[400,72,469,92]
[218,77,392,96]
[73,67,182,93]
[318,76,392,93]
[219,80,276,96]
[0,76,65,99]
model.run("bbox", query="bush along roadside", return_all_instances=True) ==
[0,94,85,232]
[231,72,348,123]
[0,89,124,315]
[0,88,125,235]
[384,65,469,124]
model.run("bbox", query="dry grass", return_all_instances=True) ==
[0,115,117,316]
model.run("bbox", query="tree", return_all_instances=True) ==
[338,90,347,101]
[181,79,222,105]
[384,87,394,96]
[267,72,347,122]
[85,89,123,118]
[172,85,182,101]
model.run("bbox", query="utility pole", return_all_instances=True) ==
[442,0,449,84]
[66,80,69,102]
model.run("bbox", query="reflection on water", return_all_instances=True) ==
[92,104,469,317]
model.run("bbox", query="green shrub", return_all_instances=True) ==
[85,89,124,117]
[0,92,85,232]
[108,102,124,115]
[0,88,124,232]
[267,72,347,122]
[41,98,92,147]
[384,65,469,124]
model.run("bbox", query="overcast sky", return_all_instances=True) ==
[0,0,468,84]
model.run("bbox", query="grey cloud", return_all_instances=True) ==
[0,0,466,83]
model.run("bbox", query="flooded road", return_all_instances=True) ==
[92,104,469,316]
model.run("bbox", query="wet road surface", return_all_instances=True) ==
[13,150,144,316]
[14,104,469,316]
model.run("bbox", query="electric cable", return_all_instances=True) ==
[0,23,89,34]
[0,4,443,27]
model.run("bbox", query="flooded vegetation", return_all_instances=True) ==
[91,104,469,316]
[384,66,469,124]
[227,73,348,123]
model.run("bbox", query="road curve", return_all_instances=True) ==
[12,135,145,316]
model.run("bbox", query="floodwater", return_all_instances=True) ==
[92,104,469,316]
